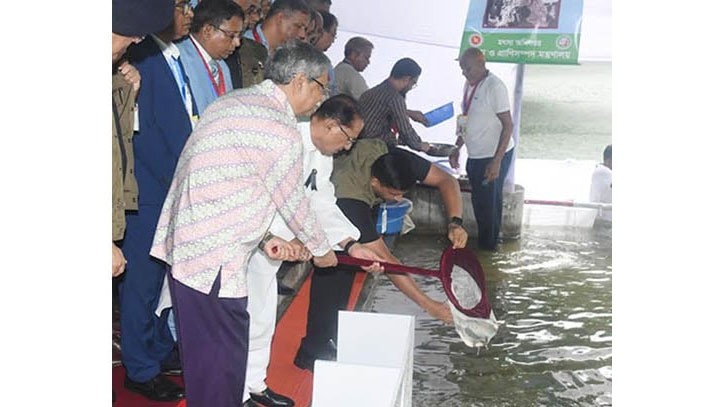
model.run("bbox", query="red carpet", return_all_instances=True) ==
[266,271,368,407]
[112,270,368,407]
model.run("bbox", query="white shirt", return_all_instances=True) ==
[589,164,612,221]
[268,122,361,248]
[190,34,215,68]
[462,73,515,159]
[334,61,369,100]
[151,34,194,122]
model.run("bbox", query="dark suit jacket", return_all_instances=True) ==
[127,37,198,207]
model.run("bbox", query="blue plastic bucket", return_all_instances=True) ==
[375,199,412,235]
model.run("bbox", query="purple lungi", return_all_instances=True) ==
[169,269,249,407]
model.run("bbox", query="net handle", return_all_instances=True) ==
[335,253,440,278]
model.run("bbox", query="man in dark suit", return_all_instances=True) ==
[120,0,197,401]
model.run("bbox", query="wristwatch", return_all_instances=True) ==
[449,216,463,227]
[343,239,358,255]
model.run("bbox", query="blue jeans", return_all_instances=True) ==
[466,150,514,250]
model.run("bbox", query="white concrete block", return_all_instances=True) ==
[311,312,416,407]
[311,361,401,407]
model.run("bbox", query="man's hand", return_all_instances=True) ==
[118,61,141,92]
[408,110,429,126]
[348,243,385,274]
[448,147,460,169]
[484,158,502,183]
[447,224,468,249]
[112,243,127,277]
[419,142,431,153]
[313,249,338,268]
[425,300,453,324]
[264,236,296,261]
[290,238,312,262]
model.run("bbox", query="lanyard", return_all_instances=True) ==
[168,57,195,124]
[190,40,226,97]
[462,80,482,116]
[169,57,188,106]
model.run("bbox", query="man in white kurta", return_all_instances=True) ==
[243,95,380,407]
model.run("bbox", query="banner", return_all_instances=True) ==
[460,0,583,65]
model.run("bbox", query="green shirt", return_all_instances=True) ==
[331,139,389,206]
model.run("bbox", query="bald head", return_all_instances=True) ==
[459,47,487,85]
[460,47,485,64]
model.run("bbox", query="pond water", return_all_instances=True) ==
[369,226,612,406]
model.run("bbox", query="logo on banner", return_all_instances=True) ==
[556,35,572,50]
[468,33,483,47]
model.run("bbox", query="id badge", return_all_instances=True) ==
[456,114,467,138]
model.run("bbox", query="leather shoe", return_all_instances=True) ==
[124,374,185,401]
[293,347,315,372]
[250,387,295,407]
[243,399,263,407]
[293,342,335,372]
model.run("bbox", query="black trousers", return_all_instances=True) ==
[298,265,357,358]
[466,150,514,250]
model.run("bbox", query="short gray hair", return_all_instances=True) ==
[264,39,331,84]
[344,36,374,58]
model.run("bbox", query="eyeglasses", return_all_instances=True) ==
[175,1,193,14]
[311,77,331,97]
[338,123,356,146]
[213,25,243,40]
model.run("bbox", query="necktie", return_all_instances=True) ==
[210,61,220,84]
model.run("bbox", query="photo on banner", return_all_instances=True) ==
[460,0,583,64]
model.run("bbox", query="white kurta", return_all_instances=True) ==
[243,121,361,399]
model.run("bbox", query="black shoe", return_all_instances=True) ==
[124,374,185,401]
[293,341,336,372]
[250,387,295,407]
[293,346,315,372]
[277,282,295,296]
[243,399,263,407]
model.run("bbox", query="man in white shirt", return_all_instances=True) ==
[590,145,612,222]
[449,47,514,251]
[242,95,383,407]
[333,36,373,100]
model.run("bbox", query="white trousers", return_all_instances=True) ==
[242,251,282,401]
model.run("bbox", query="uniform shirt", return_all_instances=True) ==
[112,72,138,241]
[462,72,515,159]
[151,80,331,298]
[267,121,360,248]
[358,80,424,151]
[332,139,430,244]
[334,61,368,100]
[331,139,430,207]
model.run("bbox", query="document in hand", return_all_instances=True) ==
[423,102,454,127]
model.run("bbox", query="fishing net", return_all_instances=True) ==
[337,247,500,348]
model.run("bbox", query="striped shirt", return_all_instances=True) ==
[150,80,331,298]
[358,79,423,150]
